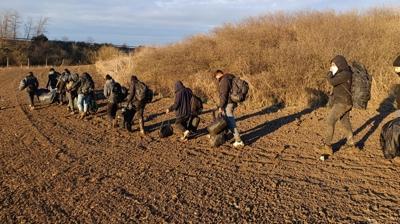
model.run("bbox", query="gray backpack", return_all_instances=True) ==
[230,77,249,103]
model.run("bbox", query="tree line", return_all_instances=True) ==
[0,10,134,67]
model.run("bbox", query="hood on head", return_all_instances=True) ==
[71,73,79,81]
[332,55,350,72]
[131,75,138,83]
[175,81,185,92]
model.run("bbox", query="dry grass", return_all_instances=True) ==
[96,8,400,109]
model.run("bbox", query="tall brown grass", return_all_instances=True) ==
[96,8,400,109]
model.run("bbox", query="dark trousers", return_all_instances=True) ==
[66,91,77,111]
[175,115,199,133]
[59,90,66,103]
[107,103,118,120]
[175,116,190,133]
[27,91,35,106]
[325,103,353,145]
[123,108,136,131]
[124,103,146,132]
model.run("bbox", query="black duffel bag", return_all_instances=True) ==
[380,117,400,159]
[159,120,173,138]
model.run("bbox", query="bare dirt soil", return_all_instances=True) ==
[0,66,399,223]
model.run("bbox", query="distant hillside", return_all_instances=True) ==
[0,35,136,67]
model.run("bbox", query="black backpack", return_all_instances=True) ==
[191,95,203,115]
[351,62,372,109]
[380,117,400,159]
[111,82,123,103]
[120,86,129,102]
[230,76,249,103]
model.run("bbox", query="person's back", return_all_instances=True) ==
[103,76,115,101]
[21,72,39,110]
[24,73,39,92]
[171,81,193,118]
[166,81,194,141]
[125,75,147,134]
[66,73,80,113]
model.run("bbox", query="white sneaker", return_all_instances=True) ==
[181,130,190,141]
[233,140,244,148]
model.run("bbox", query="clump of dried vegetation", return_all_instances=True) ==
[96,9,400,109]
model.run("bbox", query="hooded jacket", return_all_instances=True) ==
[103,78,115,101]
[126,76,140,107]
[327,55,353,106]
[78,73,94,95]
[218,73,235,109]
[169,81,193,118]
[67,73,80,92]
[23,73,39,93]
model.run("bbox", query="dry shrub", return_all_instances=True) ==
[96,8,400,109]
[96,46,126,62]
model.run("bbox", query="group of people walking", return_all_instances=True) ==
[17,54,400,157]
[19,68,246,147]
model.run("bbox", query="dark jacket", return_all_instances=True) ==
[24,74,39,93]
[218,73,235,109]
[327,55,353,106]
[67,73,80,93]
[56,72,70,92]
[78,73,94,95]
[127,76,139,106]
[46,71,59,89]
[169,81,193,118]
[126,76,142,108]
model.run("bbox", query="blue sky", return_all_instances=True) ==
[2,0,399,46]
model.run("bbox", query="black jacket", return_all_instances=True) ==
[46,72,59,89]
[169,81,193,118]
[24,74,39,93]
[218,73,235,109]
[327,55,353,106]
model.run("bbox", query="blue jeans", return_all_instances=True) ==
[77,94,89,113]
[224,103,241,142]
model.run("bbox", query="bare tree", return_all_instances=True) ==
[10,10,21,39]
[0,11,12,38]
[24,17,33,39]
[34,16,49,37]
